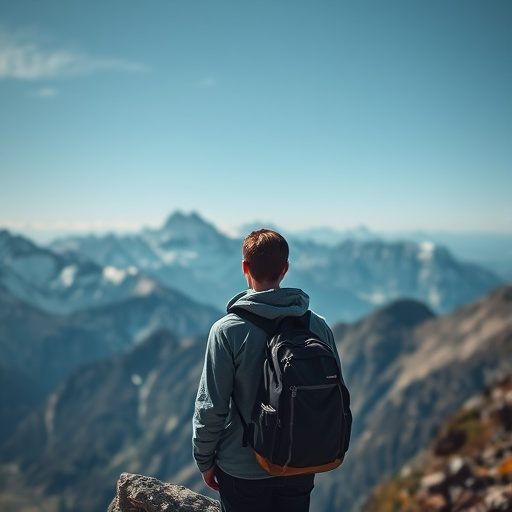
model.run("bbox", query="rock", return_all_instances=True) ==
[360,372,512,512]
[108,473,221,512]
[420,471,446,492]
[498,402,512,432]
[484,487,512,512]
[433,427,467,456]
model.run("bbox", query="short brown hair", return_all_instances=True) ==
[242,229,289,282]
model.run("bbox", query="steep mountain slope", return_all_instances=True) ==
[48,211,504,323]
[0,283,220,441]
[1,286,510,512]
[0,229,214,316]
[362,372,512,511]
[0,330,207,512]
[331,298,436,431]
[326,240,500,313]
[0,362,36,440]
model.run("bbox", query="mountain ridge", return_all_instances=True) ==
[42,212,505,324]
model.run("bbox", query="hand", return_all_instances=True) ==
[202,464,219,491]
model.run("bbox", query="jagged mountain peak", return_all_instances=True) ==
[152,210,226,247]
[162,210,219,233]
[164,209,202,225]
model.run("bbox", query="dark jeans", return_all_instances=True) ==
[216,466,315,512]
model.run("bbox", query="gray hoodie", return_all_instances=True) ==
[192,287,340,479]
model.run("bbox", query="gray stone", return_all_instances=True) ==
[108,473,221,512]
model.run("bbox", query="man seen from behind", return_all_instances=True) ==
[192,228,343,512]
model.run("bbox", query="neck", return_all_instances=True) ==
[252,282,280,292]
[247,275,281,292]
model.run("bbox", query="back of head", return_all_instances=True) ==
[242,229,289,283]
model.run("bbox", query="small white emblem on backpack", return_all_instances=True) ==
[326,375,337,379]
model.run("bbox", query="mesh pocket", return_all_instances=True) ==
[251,402,278,460]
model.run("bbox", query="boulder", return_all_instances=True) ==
[108,473,221,512]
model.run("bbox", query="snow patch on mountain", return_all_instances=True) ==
[418,241,436,261]
[131,374,142,386]
[429,289,441,307]
[134,277,156,296]
[158,249,198,266]
[60,265,78,287]
[103,266,128,285]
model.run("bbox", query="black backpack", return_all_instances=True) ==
[230,307,352,476]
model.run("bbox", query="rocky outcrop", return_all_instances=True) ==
[108,473,220,512]
[362,372,512,511]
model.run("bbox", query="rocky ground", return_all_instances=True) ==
[362,372,512,512]
[108,473,220,512]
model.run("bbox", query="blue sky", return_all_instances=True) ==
[1,0,511,241]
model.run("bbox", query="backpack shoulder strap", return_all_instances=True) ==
[229,306,312,333]
[228,306,280,447]
[230,396,249,447]
[280,310,312,331]
[228,306,280,334]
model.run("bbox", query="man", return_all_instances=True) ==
[192,229,342,512]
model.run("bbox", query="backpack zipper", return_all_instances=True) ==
[285,383,339,467]
[272,338,335,382]
[285,386,298,467]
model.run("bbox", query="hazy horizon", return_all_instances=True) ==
[3,208,512,248]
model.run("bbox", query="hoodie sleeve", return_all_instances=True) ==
[192,318,235,472]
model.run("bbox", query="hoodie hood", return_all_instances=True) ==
[226,287,309,320]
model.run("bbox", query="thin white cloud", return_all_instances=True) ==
[0,27,147,80]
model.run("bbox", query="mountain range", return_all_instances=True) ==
[1,284,510,512]
[46,211,504,324]
[0,227,221,440]
[1,211,510,512]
